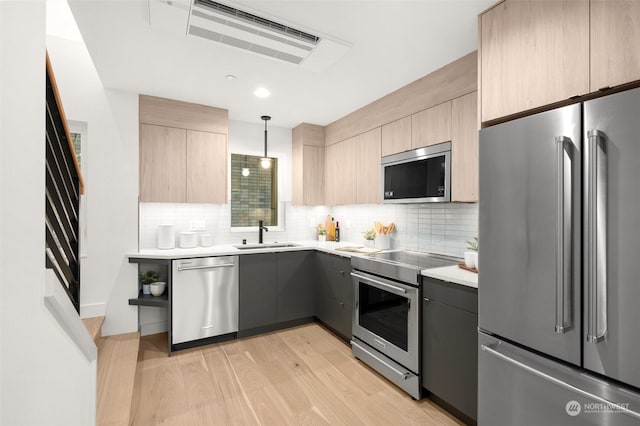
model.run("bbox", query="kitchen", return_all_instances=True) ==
[2,0,640,425]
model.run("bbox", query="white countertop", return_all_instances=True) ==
[421,265,478,289]
[128,240,372,260]
[130,243,478,289]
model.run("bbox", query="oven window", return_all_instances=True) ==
[359,283,408,351]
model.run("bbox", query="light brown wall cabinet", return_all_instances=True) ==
[139,95,228,204]
[590,0,640,91]
[325,139,357,206]
[355,128,382,204]
[292,124,325,206]
[451,92,478,202]
[480,0,640,125]
[411,101,452,149]
[325,128,381,205]
[479,0,590,124]
[139,125,228,203]
[186,130,227,204]
[381,116,411,157]
[140,124,187,203]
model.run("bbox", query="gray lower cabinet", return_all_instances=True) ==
[239,253,277,331]
[276,250,314,322]
[422,277,478,422]
[239,251,315,334]
[315,252,352,340]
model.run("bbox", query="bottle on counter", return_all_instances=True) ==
[329,217,337,241]
[335,221,340,242]
[324,215,332,241]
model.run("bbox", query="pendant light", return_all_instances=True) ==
[260,115,272,169]
[241,155,250,177]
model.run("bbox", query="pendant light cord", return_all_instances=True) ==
[261,115,271,161]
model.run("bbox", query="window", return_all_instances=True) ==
[230,154,278,227]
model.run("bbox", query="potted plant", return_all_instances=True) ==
[362,228,377,248]
[139,271,159,295]
[464,237,479,270]
[316,224,327,242]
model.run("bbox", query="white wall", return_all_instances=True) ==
[0,2,94,424]
[46,35,139,336]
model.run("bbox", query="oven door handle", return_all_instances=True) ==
[350,272,407,294]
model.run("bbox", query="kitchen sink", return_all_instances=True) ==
[233,242,301,250]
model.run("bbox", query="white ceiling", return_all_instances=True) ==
[65,0,493,129]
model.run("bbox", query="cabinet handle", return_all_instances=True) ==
[424,297,430,302]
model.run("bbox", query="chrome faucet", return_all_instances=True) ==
[258,220,268,244]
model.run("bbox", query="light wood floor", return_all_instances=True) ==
[129,323,464,425]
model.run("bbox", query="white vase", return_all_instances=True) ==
[473,252,479,271]
[142,283,151,295]
[318,234,326,242]
[150,281,166,297]
[364,239,375,248]
[464,251,476,269]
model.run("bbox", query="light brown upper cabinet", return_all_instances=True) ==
[186,130,227,204]
[139,124,187,203]
[381,116,412,157]
[411,101,452,149]
[356,128,382,204]
[590,0,640,91]
[139,95,228,204]
[451,92,478,202]
[479,0,590,124]
[325,138,357,206]
[292,123,325,206]
[139,95,228,134]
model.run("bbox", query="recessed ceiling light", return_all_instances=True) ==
[225,74,236,81]
[254,87,271,99]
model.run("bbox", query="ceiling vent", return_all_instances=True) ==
[148,0,352,72]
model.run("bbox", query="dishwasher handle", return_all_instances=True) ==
[177,263,236,272]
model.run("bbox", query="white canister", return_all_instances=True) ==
[157,225,176,249]
[376,234,391,250]
[200,233,212,247]
[179,232,198,248]
[464,251,477,269]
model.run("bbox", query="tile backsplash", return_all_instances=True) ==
[332,203,478,258]
[139,202,478,258]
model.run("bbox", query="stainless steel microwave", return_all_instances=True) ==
[381,142,451,203]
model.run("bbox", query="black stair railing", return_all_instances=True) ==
[45,53,84,313]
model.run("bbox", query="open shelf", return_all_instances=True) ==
[128,291,169,308]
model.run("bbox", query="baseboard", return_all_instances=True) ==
[140,320,168,336]
[81,302,106,319]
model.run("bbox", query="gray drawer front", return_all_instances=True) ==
[422,277,478,313]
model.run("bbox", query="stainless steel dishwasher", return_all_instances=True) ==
[171,256,238,346]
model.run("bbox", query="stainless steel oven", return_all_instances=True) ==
[350,251,457,400]
[352,270,419,372]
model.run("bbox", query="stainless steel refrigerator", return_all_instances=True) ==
[478,87,640,425]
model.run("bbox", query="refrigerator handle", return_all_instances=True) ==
[481,343,640,421]
[555,137,572,334]
[586,130,607,343]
